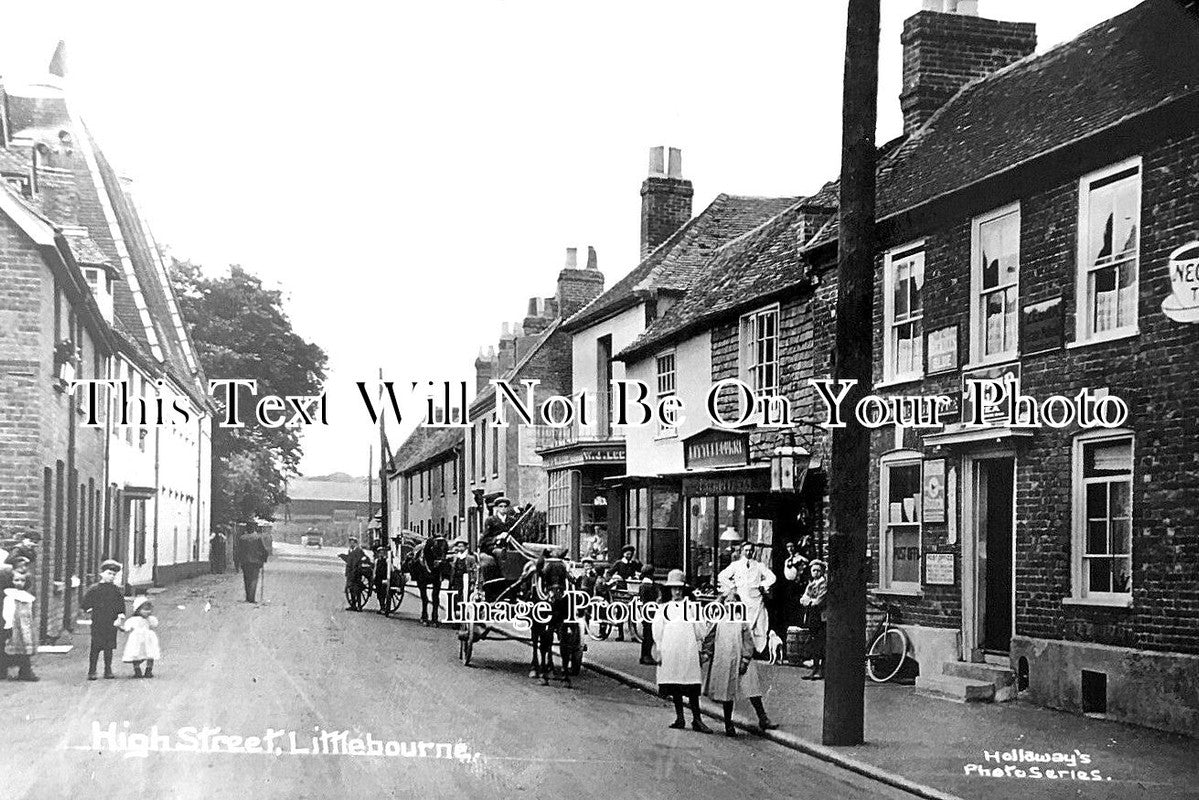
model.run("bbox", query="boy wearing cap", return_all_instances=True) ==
[82,560,127,680]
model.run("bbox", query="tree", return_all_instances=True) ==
[171,260,327,531]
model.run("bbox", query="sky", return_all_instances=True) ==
[0,0,1140,477]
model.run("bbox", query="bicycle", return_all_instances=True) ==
[866,599,911,683]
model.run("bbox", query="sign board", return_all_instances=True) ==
[682,470,770,498]
[961,362,1020,426]
[1021,296,1064,356]
[1162,241,1199,323]
[543,445,625,470]
[926,325,959,374]
[924,552,956,586]
[922,458,946,523]
[683,428,750,470]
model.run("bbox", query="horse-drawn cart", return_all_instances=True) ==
[457,542,585,683]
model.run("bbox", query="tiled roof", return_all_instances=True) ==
[62,230,110,266]
[878,0,1199,219]
[563,194,798,332]
[393,427,465,473]
[617,184,837,361]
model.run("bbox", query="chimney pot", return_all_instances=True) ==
[565,247,578,270]
[527,297,539,316]
[648,146,665,177]
[586,246,598,270]
[667,147,683,179]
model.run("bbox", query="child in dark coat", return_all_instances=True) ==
[82,560,127,680]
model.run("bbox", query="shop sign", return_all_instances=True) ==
[924,552,956,586]
[543,445,625,470]
[684,428,749,470]
[961,362,1020,426]
[926,325,959,374]
[682,471,769,498]
[1021,296,1064,356]
[1162,241,1199,323]
[922,458,946,523]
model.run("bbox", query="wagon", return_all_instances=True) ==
[457,542,584,678]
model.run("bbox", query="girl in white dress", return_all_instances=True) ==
[118,596,161,678]
[651,569,712,734]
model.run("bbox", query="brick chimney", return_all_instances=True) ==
[556,246,605,319]
[474,346,496,393]
[496,322,518,376]
[900,1,1036,136]
[640,146,693,260]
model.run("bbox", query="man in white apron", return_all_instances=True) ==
[717,541,776,652]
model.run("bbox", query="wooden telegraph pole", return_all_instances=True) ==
[823,0,880,747]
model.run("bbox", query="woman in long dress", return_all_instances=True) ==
[702,589,779,736]
[651,570,712,734]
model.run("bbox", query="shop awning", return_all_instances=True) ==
[922,425,1035,449]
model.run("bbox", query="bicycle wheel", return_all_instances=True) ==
[867,626,909,683]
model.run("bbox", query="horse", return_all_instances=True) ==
[402,534,450,626]
[528,553,574,688]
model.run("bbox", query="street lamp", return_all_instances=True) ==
[771,443,811,493]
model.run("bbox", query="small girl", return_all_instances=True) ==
[117,596,161,678]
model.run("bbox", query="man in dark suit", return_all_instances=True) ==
[238,528,270,602]
[341,536,370,610]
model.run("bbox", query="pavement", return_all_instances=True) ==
[0,544,923,800]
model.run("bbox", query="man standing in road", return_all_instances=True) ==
[341,536,370,610]
[238,527,270,603]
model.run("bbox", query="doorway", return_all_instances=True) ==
[974,456,1014,655]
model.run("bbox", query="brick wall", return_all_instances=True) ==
[869,129,1199,654]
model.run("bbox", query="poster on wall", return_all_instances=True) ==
[922,458,946,523]
[924,552,956,586]
[1162,241,1199,322]
[926,325,959,374]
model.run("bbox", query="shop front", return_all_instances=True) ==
[671,428,825,633]
[539,439,626,559]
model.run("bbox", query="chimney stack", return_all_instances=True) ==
[496,322,518,376]
[474,346,496,394]
[556,246,605,319]
[522,296,552,337]
[640,146,693,260]
[900,2,1035,136]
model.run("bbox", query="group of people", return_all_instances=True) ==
[0,531,162,682]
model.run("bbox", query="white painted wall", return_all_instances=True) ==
[622,329,712,476]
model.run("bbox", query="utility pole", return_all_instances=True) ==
[823,0,879,747]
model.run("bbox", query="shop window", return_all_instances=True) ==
[655,350,678,437]
[879,455,922,591]
[971,204,1020,363]
[651,489,682,571]
[1072,432,1133,601]
[469,427,477,483]
[883,243,924,384]
[740,305,779,398]
[1075,158,1140,344]
[440,462,446,497]
[451,456,458,493]
[480,419,487,481]
[626,488,649,559]
[597,335,613,438]
[548,471,572,547]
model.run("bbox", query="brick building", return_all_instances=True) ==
[275,474,373,546]
[0,46,213,617]
[549,146,801,566]
[863,0,1199,734]
[615,0,1199,736]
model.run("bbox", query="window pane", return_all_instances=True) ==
[894,264,910,318]
[1085,440,1132,477]
[910,257,924,315]
[652,490,680,529]
[1111,519,1131,555]
[890,526,920,583]
[1091,265,1118,333]
[1113,179,1139,258]
[984,291,1006,356]
[1088,558,1113,593]
[1113,558,1132,593]
[689,497,715,591]
[717,495,744,533]
[1086,521,1109,555]
[1117,260,1136,329]
[1089,187,1117,266]
[1110,481,1131,520]
[1086,483,1107,520]
[887,463,921,524]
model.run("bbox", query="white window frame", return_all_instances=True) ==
[1073,156,1142,346]
[655,349,678,438]
[1068,429,1134,607]
[739,303,780,405]
[882,242,925,385]
[969,203,1021,365]
[878,450,923,594]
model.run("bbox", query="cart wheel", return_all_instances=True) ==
[383,574,406,616]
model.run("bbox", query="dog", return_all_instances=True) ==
[766,629,785,665]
